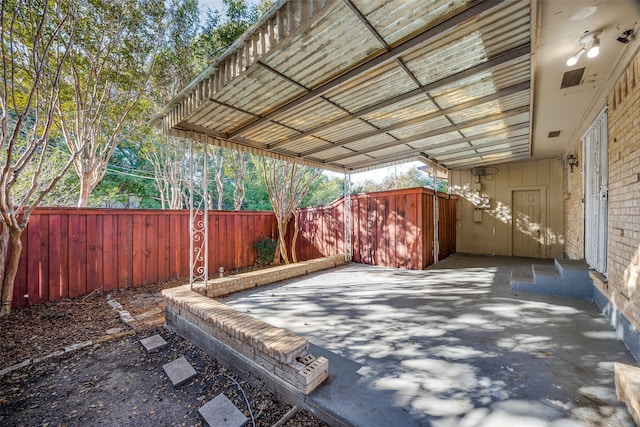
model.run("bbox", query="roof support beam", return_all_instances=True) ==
[327,118,529,171]
[321,118,530,164]
[267,42,530,149]
[228,0,504,139]
[300,81,530,157]
[444,151,530,169]
[434,137,529,162]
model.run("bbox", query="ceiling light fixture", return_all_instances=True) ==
[566,47,585,66]
[566,30,603,66]
[587,33,600,58]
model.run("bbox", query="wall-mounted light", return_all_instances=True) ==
[566,154,578,172]
[566,30,602,66]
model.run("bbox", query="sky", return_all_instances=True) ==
[197,0,424,184]
[199,0,226,14]
[325,161,425,184]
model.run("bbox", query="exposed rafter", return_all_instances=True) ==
[267,43,530,150]
[299,82,530,158]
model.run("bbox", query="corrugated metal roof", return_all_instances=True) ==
[152,0,532,172]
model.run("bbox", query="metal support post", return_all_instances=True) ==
[343,173,352,262]
[189,138,209,290]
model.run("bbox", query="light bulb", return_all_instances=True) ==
[587,45,600,58]
[566,47,585,67]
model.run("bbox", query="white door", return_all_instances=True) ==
[583,107,608,275]
[512,190,543,258]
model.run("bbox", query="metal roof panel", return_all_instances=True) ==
[352,0,470,46]
[262,1,384,89]
[360,96,438,128]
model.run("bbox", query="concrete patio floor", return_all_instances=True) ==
[222,254,637,427]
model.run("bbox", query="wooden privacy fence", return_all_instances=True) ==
[12,208,276,308]
[292,188,457,269]
[11,188,457,308]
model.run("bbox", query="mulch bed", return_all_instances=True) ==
[0,278,327,426]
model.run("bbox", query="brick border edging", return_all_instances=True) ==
[192,255,346,298]
[162,256,346,395]
[0,296,140,377]
[0,330,135,376]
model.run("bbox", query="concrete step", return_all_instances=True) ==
[510,259,594,301]
[555,258,592,282]
[533,264,561,279]
[510,268,534,284]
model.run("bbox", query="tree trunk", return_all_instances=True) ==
[291,209,299,263]
[277,219,290,264]
[77,176,93,207]
[0,226,23,316]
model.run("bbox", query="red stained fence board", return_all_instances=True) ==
[10,190,455,308]
[10,209,275,308]
[292,188,456,270]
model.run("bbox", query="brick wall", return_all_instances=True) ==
[602,50,640,329]
[163,284,329,394]
[563,142,584,259]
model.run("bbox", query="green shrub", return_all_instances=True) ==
[253,237,277,265]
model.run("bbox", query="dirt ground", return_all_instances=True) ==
[0,279,327,426]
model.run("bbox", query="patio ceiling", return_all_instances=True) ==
[152,0,532,173]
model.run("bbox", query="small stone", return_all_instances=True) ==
[107,300,122,310]
[106,328,123,335]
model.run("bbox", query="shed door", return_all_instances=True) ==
[512,190,543,258]
[583,107,608,275]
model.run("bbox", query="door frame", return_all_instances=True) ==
[509,186,548,258]
[582,105,609,275]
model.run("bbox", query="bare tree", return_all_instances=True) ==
[144,136,188,209]
[261,156,321,264]
[0,1,78,315]
[55,0,165,207]
[209,147,225,210]
[229,150,249,210]
[289,167,321,263]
